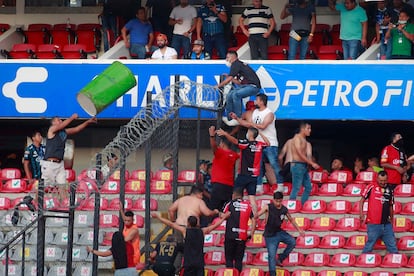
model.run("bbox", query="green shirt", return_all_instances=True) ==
[391,23,414,57]
[336,4,367,41]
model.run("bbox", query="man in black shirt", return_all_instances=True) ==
[256,191,305,276]
[216,50,261,126]
[150,235,183,276]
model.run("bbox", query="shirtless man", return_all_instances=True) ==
[289,122,319,205]
[168,185,219,226]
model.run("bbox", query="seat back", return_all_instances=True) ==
[350,201,368,214]
[325,200,351,214]
[355,253,382,267]
[393,217,412,232]
[61,44,87,59]
[240,268,265,276]
[0,197,11,210]
[278,23,291,45]
[150,180,172,194]
[281,252,304,266]
[401,202,414,215]
[309,170,328,184]
[329,253,357,267]
[318,183,344,196]
[295,234,320,249]
[283,216,310,231]
[125,180,146,194]
[267,45,288,60]
[291,270,315,276]
[246,233,266,248]
[344,234,367,249]
[177,170,197,183]
[108,169,130,181]
[0,23,10,34]
[130,169,152,180]
[342,183,364,196]
[397,235,414,251]
[328,170,353,184]
[394,184,414,197]
[317,271,341,276]
[133,197,158,211]
[107,197,132,211]
[3,179,27,193]
[133,214,145,228]
[99,214,119,228]
[214,268,239,276]
[301,200,327,214]
[282,199,302,213]
[355,171,377,184]
[251,250,268,266]
[303,252,330,267]
[153,170,173,181]
[381,253,408,268]
[309,217,336,231]
[100,180,120,194]
[1,168,21,180]
[204,250,225,265]
[319,234,345,249]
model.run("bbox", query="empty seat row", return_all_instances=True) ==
[0,43,88,59]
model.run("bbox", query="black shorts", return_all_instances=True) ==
[235,174,257,195]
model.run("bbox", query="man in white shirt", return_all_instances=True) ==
[169,0,197,58]
[151,33,178,60]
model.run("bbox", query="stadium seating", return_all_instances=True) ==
[108,169,130,181]
[370,272,393,276]
[19,24,52,46]
[204,233,220,247]
[283,217,310,231]
[355,253,382,267]
[406,255,414,268]
[60,44,87,59]
[343,272,367,276]
[303,252,330,267]
[11,245,37,261]
[133,214,144,228]
[0,23,10,34]
[319,234,346,249]
[2,179,27,193]
[394,201,402,214]
[291,270,315,276]
[240,268,265,276]
[295,234,320,249]
[401,202,414,215]
[1,168,21,179]
[45,246,64,262]
[47,265,66,276]
[344,234,367,249]
[75,23,101,53]
[393,217,412,232]
[214,268,239,276]
[130,169,152,180]
[79,197,109,211]
[317,271,341,276]
[107,197,132,211]
[132,198,158,211]
[318,183,344,196]
[330,24,341,45]
[242,251,254,265]
[177,170,198,184]
[204,250,226,265]
[381,253,408,268]
[350,201,368,214]
[397,235,414,251]
[99,214,119,228]
[73,265,92,276]
[309,217,336,231]
[0,197,11,210]
[153,170,173,181]
[251,251,269,266]
[278,23,291,45]
[77,169,98,181]
[74,212,94,228]
[246,233,266,248]
[394,184,414,197]
[100,180,120,194]
[312,24,331,50]
[328,170,353,184]
[309,170,329,184]
[125,180,146,194]
[329,253,356,267]
[282,200,302,213]
[325,200,352,214]
[316,45,343,60]
[354,171,377,184]
[281,252,304,266]
[51,230,69,245]
[0,264,22,275]
[50,24,76,46]
[77,230,103,246]
[150,180,172,194]
[301,200,327,214]
[34,44,61,59]
[267,45,289,60]
[342,183,364,197]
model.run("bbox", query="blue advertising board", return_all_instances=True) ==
[0,60,413,120]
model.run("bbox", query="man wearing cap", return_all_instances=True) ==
[185,39,211,59]
[151,33,178,59]
[160,153,174,170]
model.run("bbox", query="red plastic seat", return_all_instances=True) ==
[130,169,152,180]
[370,272,393,276]
[150,180,172,194]
[107,198,133,211]
[278,23,291,45]
[132,198,158,211]
[381,253,408,268]
[267,45,288,60]
[317,45,343,60]
[204,233,220,247]
[77,169,98,181]
[317,271,341,276]
[2,179,27,193]
[354,171,377,184]
[177,170,198,183]
[281,252,304,266]
[251,251,269,266]
[406,255,414,268]
[24,24,52,45]
[350,201,368,215]
[309,217,336,231]
[309,170,328,184]
[394,184,414,197]
[242,251,253,265]
[204,250,225,265]
[282,199,302,213]
[133,214,144,228]
[76,180,98,195]
[291,270,315,276]
[61,44,87,59]
[329,253,356,267]
[318,183,343,196]
[0,197,11,210]
[75,24,102,53]
[393,201,402,214]
[0,23,10,34]
[34,44,61,59]
[328,170,353,184]
[246,233,266,248]
[153,170,173,181]
[43,196,61,210]
[65,169,76,182]
[355,253,382,267]
[343,272,367,276]
[214,268,239,276]
[393,217,412,232]
[100,180,120,194]
[240,268,265,276]
[397,235,414,251]
[108,169,130,181]
[125,180,146,194]
[330,24,341,45]
[342,183,364,196]
[344,234,367,249]
[295,234,320,249]
[300,200,327,214]
[99,214,119,228]
[303,252,330,267]
[282,217,310,231]
[311,24,331,50]
[79,197,109,211]
[335,217,361,232]
[1,168,22,180]
[319,234,345,249]
[326,200,352,214]
[297,183,318,196]
[401,202,414,215]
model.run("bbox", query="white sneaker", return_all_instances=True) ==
[256,185,264,194]
[276,184,284,193]
[222,116,239,126]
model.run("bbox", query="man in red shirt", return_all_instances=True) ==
[359,170,398,253]
[208,125,239,212]
[223,188,256,273]
[380,132,408,186]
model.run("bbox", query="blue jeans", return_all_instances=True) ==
[362,223,398,253]
[225,85,259,118]
[203,33,227,59]
[130,44,147,59]
[101,13,117,52]
[380,37,392,60]
[342,39,361,60]
[114,267,137,276]
[258,146,283,186]
[265,232,296,276]
[289,162,312,205]
[171,34,191,58]
[288,36,309,60]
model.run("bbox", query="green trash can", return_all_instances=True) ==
[77,61,137,116]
